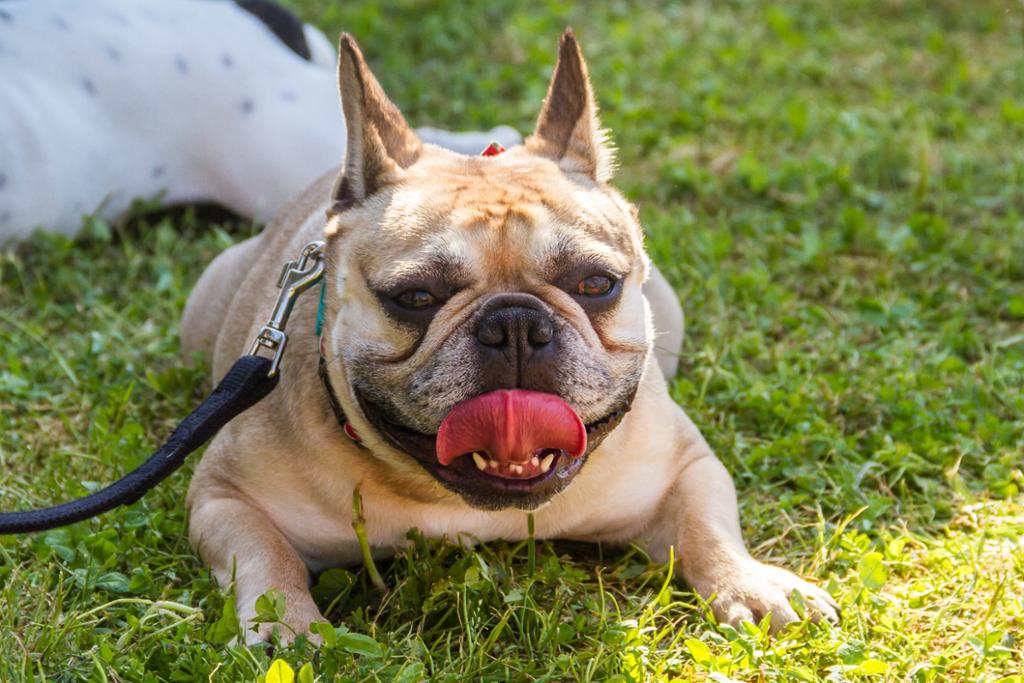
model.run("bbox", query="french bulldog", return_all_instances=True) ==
[181,30,838,645]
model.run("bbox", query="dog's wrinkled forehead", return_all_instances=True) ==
[326,28,641,287]
[352,148,639,287]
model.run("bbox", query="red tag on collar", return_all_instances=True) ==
[321,334,363,445]
[343,422,362,443]
[481,142,506,157]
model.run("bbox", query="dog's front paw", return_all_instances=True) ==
[239,592,328,647]
[704,560,839,634]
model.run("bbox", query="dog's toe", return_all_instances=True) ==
[721,601,757,629]
[800,585,841,624]
[237,593,328,648]
[243,618,326,647]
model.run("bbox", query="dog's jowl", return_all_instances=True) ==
[182,30,838,644]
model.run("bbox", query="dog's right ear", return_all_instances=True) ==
[331,34,421,210]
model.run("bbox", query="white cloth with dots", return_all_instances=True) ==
[0,0,521,242]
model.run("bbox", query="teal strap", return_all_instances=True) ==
[315,279,326,336]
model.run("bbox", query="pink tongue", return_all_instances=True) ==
[436,390,587,466]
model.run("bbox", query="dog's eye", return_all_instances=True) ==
[576,275,615,297]
[394,289,438,310]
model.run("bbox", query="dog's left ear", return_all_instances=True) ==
[527,29,615,183]
[332,33,421,209]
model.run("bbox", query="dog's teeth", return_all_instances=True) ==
[531,456,540,467]
[472,452,487,471]
[540,453,554,472]
[511,463,522,474]
[487,459,498,469]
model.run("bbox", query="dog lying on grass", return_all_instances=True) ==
[181,30,839,644]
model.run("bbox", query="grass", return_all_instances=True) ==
[1,0,1023,680]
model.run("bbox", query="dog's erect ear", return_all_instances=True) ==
[333,34,421,207]
[526,29,615,183]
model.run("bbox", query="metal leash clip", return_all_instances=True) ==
[248,240,326,377]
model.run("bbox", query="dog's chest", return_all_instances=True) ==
[266,440,678,573]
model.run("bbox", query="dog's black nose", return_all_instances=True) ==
[476,307,553,349]
[475,294,558,388]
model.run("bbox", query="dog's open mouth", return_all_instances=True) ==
[354,388,631,508]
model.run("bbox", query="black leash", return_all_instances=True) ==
[0,240,326,535]
[0,356,277,534]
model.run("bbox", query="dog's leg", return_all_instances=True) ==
[180,234,264,368]
[188,479,326,645]
[641,412,839,633]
